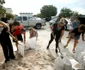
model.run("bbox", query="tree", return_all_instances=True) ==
[59,7,73,18]
[33,13,42,18]
[40,5,57,19]
[0,5,6,14]
[72,11,80,16]
[6,13,15,20]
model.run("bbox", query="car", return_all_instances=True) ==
[65,18,72,31]
[14,16,46,29]
[49,18,58,25]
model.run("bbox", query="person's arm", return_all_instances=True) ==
[60,30,64,40]
[29,30,32,38]
[50,24,55,33]
[13,30,17,36]
[8,31,18,42]
[50,25,53,31]
[8,31,18,49]
[0,21,10,32]
[23,32,26,44]
[0,21,9,28]
[59,26,65,40]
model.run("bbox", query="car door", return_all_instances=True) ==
[21,16,29,26]
[28,18,36,26]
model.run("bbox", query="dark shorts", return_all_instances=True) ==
[70,34,80,40]
[74,35,80,40]
[13,34,23,42]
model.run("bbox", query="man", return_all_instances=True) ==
[47,22,65,54]
[1,14,8,23]
[64,24,85,53]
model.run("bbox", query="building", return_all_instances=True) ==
[5,8,13,14]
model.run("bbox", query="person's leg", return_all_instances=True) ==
[47,33,54,49]
[66,31,70,38]
[7,38,15,59]
[64,37,71,48]
[72,35,80,53]
[72,39,78,53]
[55,38,59,53]
[0,42,9,63]
[66,30,72,38]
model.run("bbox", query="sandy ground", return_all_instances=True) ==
[0,23,56,70]
[0,23,85,70]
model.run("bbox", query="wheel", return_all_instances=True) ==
[36,24,41,29]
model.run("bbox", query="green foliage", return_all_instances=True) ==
[6,13,14,20]
[0,5,6,14]
[33,13,43,18]
[72,11,80,16]
[40,5,57,18]
[59,7,81,18]
[0,6,14,20]
[59,7,73,18]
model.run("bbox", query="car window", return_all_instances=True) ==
[23,16,27,21]
[30,18,36,20]
[28,17,32,20]
[15,17,22,21]
[50,18,57,22]
[53,18,57,21]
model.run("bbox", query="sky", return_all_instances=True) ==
[3,0,85,15]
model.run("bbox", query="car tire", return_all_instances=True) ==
[36,24,41,29]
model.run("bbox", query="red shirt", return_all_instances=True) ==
[13,25,24,36]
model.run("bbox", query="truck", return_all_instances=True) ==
[15,16,46,29]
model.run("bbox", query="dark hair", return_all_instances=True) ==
[79,25,85,31]
[12,21,20,26]
[20,28,26,32]
[75,16,79,18]
[29,27,34,31]
[58,14,62,18]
